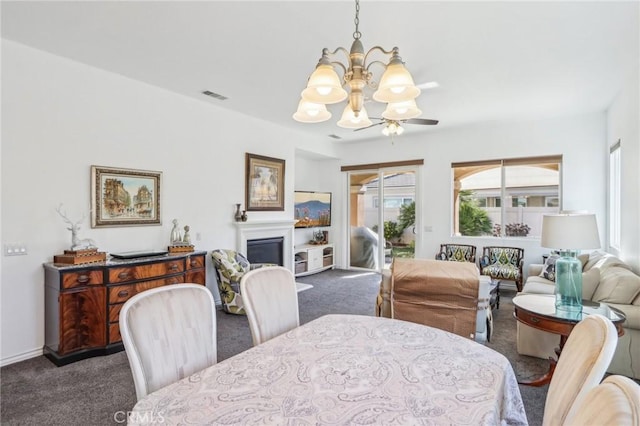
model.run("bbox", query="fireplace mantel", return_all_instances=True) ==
[235,220,296,271]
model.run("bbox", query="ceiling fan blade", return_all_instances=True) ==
[404,118,439,125]
[353,122,385,131]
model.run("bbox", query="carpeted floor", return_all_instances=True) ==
[1,269,548,425]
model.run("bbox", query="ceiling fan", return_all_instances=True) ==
[355,118,439,136]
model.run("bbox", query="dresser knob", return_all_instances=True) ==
[530,317,540,324]
[118,272,130,279]
[77,275,89,284]
[169,264,179,271]
[118,290,129,298]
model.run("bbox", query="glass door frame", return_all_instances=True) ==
[346,165,422,272]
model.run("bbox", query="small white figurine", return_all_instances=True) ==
[170,219,182,244]
[183,225,191,245]
[56,204,97,250]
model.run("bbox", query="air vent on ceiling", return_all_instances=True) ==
[202,90,228,101]
[328,134,342,139]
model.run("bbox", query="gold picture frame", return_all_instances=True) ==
[245,153,285,211]
[91,165,162,227]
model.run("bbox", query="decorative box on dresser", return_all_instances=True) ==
[43,251,206,366]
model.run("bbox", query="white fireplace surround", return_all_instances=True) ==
[235,220,296,271]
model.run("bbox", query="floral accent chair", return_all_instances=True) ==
[211,249,274,315]
[480,246,525,292]
[435,244,477,264]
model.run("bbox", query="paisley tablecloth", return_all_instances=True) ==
[129,314,528,425]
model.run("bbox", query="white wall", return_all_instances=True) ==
[0,40,330,364]
[333,113,608,275]
[606,67,640,271]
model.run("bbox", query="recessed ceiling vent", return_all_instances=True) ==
[202,90,228,101]
[328,134,342,139]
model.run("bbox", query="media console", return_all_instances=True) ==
[294,243,334,277]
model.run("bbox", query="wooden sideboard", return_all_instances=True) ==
[43,251,206,366]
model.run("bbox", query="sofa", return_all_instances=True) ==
[517,250,640,379]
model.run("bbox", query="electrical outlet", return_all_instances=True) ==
[4,244,28,256]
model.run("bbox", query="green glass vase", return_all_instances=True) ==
[555,249,582,318]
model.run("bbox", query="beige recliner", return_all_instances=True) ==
[377,258,492,343]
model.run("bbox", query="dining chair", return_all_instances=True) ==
[240,266,300,346]
[542,314,618,426]
[119,284,217,400]
[565,375,640,426]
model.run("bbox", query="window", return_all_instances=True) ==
[452,156,561,238]
[609,141,621,250]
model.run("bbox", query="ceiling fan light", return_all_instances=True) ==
[337,104,373,129]
[373,62,421,103]
[396,125,405,135]
[301,64,348,104]
[382,127,390,136]
[382,99,422,120]
[293,100,332,123]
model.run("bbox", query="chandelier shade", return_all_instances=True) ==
[292,100,332,123]
[292,0,423,137]
[382,99,422,120]
[301,63,348,104]
[372,58,421,103]
[382,121,404,136]
[337,104,373,129]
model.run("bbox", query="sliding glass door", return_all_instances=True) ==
[347,168,418,271]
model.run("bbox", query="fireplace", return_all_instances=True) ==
[247,237,284,266]
[235,220,295,271]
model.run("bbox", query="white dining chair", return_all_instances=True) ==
[542,314,618,426]
[119,284,217,400]
[566,375,640,426]
[240,266,300,346]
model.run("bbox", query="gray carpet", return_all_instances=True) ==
[1,269,548,425]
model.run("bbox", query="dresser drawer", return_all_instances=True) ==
[61,270,104,289]
[187,254,205,270]
[108,276,184,304]
[108,260,184,284]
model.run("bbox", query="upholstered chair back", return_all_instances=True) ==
[436,244,477,263]
[480,246,525,291]
[240,266,300,346]
[120,284,217,401]
[211,249,253,315]
[566,375,640,426]
[542,314,618,426]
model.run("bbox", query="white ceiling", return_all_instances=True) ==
[2,1,638,143]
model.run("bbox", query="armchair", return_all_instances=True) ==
[211,249,274,315]
[480,246,525,291]
[435,244,477,263]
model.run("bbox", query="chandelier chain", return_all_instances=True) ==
[353,0,361,40]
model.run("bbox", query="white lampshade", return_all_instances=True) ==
[301,64,348,104]
[541,213,601,250]
[373,62,420,103]
[292,100,331,123]
[337,104,372,129]
[382,99,422,120]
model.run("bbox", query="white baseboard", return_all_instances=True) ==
[1,347,43,367]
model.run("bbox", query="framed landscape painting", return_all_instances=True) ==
[91,165,162,227]
[245,153,285,211]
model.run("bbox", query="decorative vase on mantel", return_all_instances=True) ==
[241,210,248,222]
[234,204,242,222]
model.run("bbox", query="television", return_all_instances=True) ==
[294,191,331,228]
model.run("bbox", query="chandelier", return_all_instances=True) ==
[293,0,421,131]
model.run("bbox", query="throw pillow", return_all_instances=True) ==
[581,267,600,300]
[539,254,560,281]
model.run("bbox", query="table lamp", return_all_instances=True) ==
[540,212,600,317]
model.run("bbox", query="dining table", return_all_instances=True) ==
[129,314,528,425]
